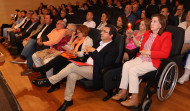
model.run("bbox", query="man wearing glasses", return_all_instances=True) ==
[32,24,119,111]
[174,4,186,25]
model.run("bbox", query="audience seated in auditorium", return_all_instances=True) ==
[8,10,33,36]
[32,23,75,81]
[124,4,137,23]
[9,14,39,53]
[112,14,172,108]
[8,10,34,48]
[83,11,96,28]
[123,18,150,62]
[22,15,45,47]
[132,3,141,19]
[158,0,171,12]
[10,14,55,75]
[51,8,60,23]
[96,12,109,31]
[32,25,93,93]
[160,6,178,26]
[107,0,114,9]
[59,10,67,24]
[2,10,25,39]
[1,9,20,37]
[146,0,159,19]
[174,4,186,25]
[43,8,51,15]
[178,10,190,54]
[138,0,146,11]
[134,9,148,30]
[32,24,119,111]
[116,15,128,35]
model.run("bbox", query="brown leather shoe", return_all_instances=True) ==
[112,94,127,101]
[121,100,139,107]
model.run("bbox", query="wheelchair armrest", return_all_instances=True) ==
[100,63,123,74]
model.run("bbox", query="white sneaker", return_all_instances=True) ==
[178,74,189,84]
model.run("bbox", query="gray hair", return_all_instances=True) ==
[33,14,39,21]
[67,23,77,32]
[57,20,66,28]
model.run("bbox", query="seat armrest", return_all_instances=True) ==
[101,63,123,74]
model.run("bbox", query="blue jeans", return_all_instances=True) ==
[21,38,36,68]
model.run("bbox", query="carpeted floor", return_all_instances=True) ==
[0,71,22,111]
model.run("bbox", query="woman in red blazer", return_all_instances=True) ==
[112,14,172,107]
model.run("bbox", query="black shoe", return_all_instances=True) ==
[32,79,51,87]
[32,67,43,72]
[57,100,73,111]
[47,83,60,93]
[37,74,46,79]
[0,38,5,43]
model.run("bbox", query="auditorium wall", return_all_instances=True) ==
[0,0,85,26]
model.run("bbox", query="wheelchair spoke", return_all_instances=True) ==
[157,62,178,101]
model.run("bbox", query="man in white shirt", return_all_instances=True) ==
[178,10,190,54]
[83,11,96,28]
[32,24,119,111]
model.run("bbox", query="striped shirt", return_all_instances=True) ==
[139,33,157,62]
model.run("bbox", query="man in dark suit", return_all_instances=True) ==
[160,6,178,26]
[9,14,40,51]
[10,14,55,75]
[8,10,33,46]
[32,24,119,111]
[174,4,186,25]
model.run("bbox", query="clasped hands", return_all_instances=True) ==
[140,50,151,57]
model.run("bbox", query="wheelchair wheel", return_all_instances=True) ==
[157,61,178,101]
[142,99,152,111]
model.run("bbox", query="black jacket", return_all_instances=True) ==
[90,41,119,89]
[21,22,40,37]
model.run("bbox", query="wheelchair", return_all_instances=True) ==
[139,25,184,111]
[103,25,185,111]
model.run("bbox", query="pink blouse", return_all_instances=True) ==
[126,33,142,50]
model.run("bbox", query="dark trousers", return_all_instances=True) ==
[38,55,79,75]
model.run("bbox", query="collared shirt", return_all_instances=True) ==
[21,18,30,29]
[178,21,190,43]
[86,40,112,65]
[139,33,157,62]
[15,18,24,25]
[26,22,36,32]
[83,20,96,28]
[37,24,48,39]
[14,17,27,29]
